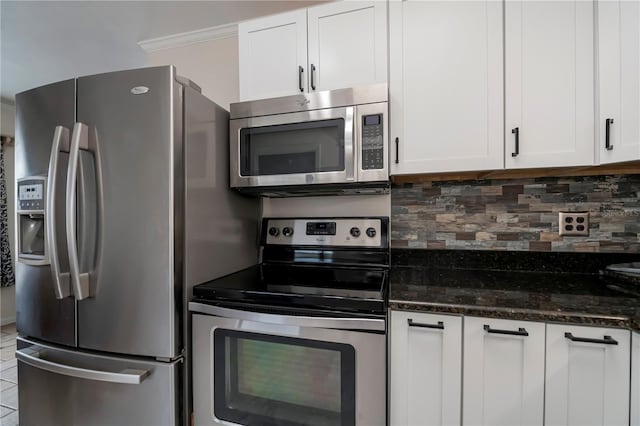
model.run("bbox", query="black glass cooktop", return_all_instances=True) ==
[192,264,388,315]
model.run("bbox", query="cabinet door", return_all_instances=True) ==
[390,311,462,426]
[631,332,639,426]
[462,317,545,426]
[598,0,640,164]
[545,324,630,426]
[238,9,308,101]
[389,0,503,175]
[505,1,595,168]
[307,1,387,92]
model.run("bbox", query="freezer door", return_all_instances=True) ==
[15,79,76,347]
[16,337,180,426]
[75,66,182,358]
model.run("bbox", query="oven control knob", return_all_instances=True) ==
[282,227,294,237]
[350,227,361,237]
[268,227,279,237]
[366,227,377,238]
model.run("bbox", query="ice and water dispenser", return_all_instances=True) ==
[17,177,48,265]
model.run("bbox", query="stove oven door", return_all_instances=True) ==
[190,303,386,426]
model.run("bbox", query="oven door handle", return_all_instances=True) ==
[189,302,385,332]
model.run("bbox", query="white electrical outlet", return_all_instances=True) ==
[558,212,589,236]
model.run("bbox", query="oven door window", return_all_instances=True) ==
[239,119,345,176]
[213,329,356,426]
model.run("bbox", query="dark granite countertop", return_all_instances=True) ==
[390,250,640,331]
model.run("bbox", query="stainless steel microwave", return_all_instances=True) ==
[229,84,388,195]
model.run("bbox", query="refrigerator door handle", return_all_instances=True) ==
[46,126,72,299]
[16,348,150,384]
[67,122,91,300]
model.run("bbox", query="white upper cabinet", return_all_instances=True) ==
[545,324,630,426]
[238,10,308,101]
[308,1,387,93]
[239,2,387,102]
[390,311,462,426]
[597,0,640,164]
[462,317,545,426]
[505,0,595,169]
[389,0,504,175]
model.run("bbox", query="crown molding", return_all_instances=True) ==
[139,23,238,53]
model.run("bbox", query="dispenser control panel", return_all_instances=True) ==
[18,180,45,211]
[17,176,48,265]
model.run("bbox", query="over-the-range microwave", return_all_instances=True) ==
[229,84,389,196]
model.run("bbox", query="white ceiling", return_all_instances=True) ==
[0,0,326,101]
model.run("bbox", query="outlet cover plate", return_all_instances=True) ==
[559,212,589,236]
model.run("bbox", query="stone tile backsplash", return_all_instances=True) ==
[391,174,640,252]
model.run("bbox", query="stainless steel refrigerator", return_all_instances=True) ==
[13,66,258,425]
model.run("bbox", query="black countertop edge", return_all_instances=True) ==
[389,300,638,331]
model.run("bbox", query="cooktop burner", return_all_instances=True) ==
[192,217,390,315]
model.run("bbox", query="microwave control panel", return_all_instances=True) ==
[361,114,384,170]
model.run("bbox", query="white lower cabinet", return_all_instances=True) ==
[390,312,636,426]
[545,324,631,426]
[390,311,462,426]
[462,317,545,426]
[630,332,639,426]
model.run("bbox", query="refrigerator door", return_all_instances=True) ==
[75,66,181,358]
[15,79,76,347]
[16,337,180,426]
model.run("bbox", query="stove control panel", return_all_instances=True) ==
[264,218,385,248]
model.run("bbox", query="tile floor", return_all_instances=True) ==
[0,323,18,426]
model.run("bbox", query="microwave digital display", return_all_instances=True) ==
[364,115,381,126]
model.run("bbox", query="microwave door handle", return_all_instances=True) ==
[66,122,91,300]
[345,107,355,181]
[46,126,72,299]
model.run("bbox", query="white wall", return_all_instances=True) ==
[1,100,16,325]
[147,36,240,111]
[262,195,391,218]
